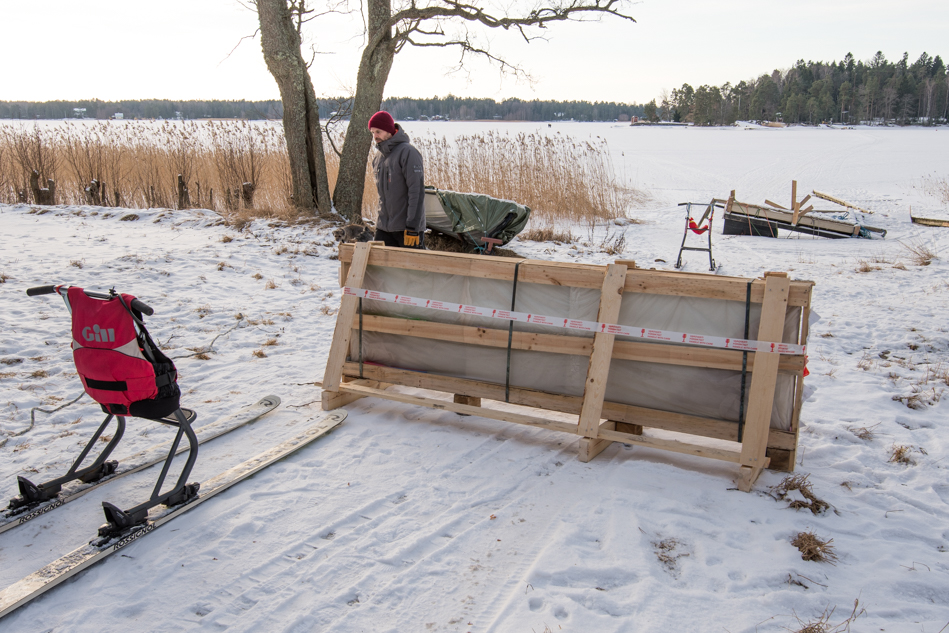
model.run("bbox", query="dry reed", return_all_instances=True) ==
[791,531,838,564]
[0,121,641,226]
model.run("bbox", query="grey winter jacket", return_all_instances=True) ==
[372,127,425,233]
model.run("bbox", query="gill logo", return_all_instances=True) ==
[82,324,116,343]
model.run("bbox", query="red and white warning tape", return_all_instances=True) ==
[343,287,806,355]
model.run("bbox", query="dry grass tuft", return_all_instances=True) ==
[29,369,49,379]
[652,538,689,574]
[70,259,83,269]
[521,225,575,244]
[264,279,278,290]
[900,238,938,266]
[319,305,337,316]
[263,338,278,346]
[791,531,838,564]
[194,352,211,361]
[888,444,917,465]
[194,304,212,319]
[918,174,949,204]
[854,259,878,273]
[252,349,267,358]
[847,422,879,441]
[221,235,234,243]
[788,599,865,633]
[1,358,23,365]
[0,272,9,283]
[771,474,830,515]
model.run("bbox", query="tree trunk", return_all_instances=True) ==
[333,0,397,221]
[257,0,332,214]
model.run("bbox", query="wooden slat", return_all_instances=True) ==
[322,379,389,410]
[738,274,790,489]
[322,242,373,391]
[342,362,798,451]
[596,427,741,463]
[338,243,814,307]
[338,382,578,435]
[340,382,742,464]
[578,264,627,438]
[354,313,805,373]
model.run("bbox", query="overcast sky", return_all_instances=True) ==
[1,0,946,105]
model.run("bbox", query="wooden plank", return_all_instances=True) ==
[786,284,813,471]
[737,273,790,489]
[338,243,814,307]
[578,421,616,462]
[791,180,800,225]
[322,242,373,391]
[812,190,873,215]
[577,264,627,438]
[911,215,949,228]
[321,379,390,410]
[338,382,578,435]
[340,381,742,464]
[342,362,798,451]
[729,200,860,235]
[355,313,804,373]
[596,427,741,463]
[764,199,788,210]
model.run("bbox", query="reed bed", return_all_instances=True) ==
[0,121,641,225]
[415,130,643,224]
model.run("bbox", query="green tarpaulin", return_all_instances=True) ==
[424,186,531,250]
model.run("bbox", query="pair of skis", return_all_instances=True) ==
[0,399,346,620]
[1,395,283,536]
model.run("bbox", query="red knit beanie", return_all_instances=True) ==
[368,111,397,136]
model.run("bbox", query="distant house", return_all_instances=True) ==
[112,113,124,120]
[72,108,86,119]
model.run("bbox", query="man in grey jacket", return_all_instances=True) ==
[368,111,425,248]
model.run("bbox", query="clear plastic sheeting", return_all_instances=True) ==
[351,265,802,431]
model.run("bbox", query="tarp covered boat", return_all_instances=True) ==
[424,186,531,251]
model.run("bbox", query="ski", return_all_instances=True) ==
[0,409,346,620]
[1,395,282,536]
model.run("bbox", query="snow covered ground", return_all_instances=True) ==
[1,123,948,632]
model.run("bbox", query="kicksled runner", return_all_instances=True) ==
[0,285,346,620]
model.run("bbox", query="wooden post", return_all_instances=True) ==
[736,272,790,491]
[576,263,628,444]
[29,170,55,205]
[790,180,799,226]
[322,242,373,392]
[177,174,190,209]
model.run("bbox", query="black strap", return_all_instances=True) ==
[737,281,752,442]
[85,378,129,392]
[505,261,523,403]
[116,292,157,362]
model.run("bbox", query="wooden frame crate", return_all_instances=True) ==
[322,243,814,491]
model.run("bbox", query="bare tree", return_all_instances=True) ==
[256,0,636,221]
[256,0,333,213]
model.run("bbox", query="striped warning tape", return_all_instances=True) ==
[342,287,806,355]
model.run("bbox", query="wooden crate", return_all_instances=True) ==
[322,243,814,491]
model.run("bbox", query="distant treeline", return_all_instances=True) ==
[0,97,644,122]
[648,51,948,126]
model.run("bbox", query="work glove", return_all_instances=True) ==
[403,230,420,247]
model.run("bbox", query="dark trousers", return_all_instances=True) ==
[374,228,425,249]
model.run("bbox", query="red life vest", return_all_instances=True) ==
[64,287,179,419]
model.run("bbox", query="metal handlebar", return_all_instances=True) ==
[26,285,154,316]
